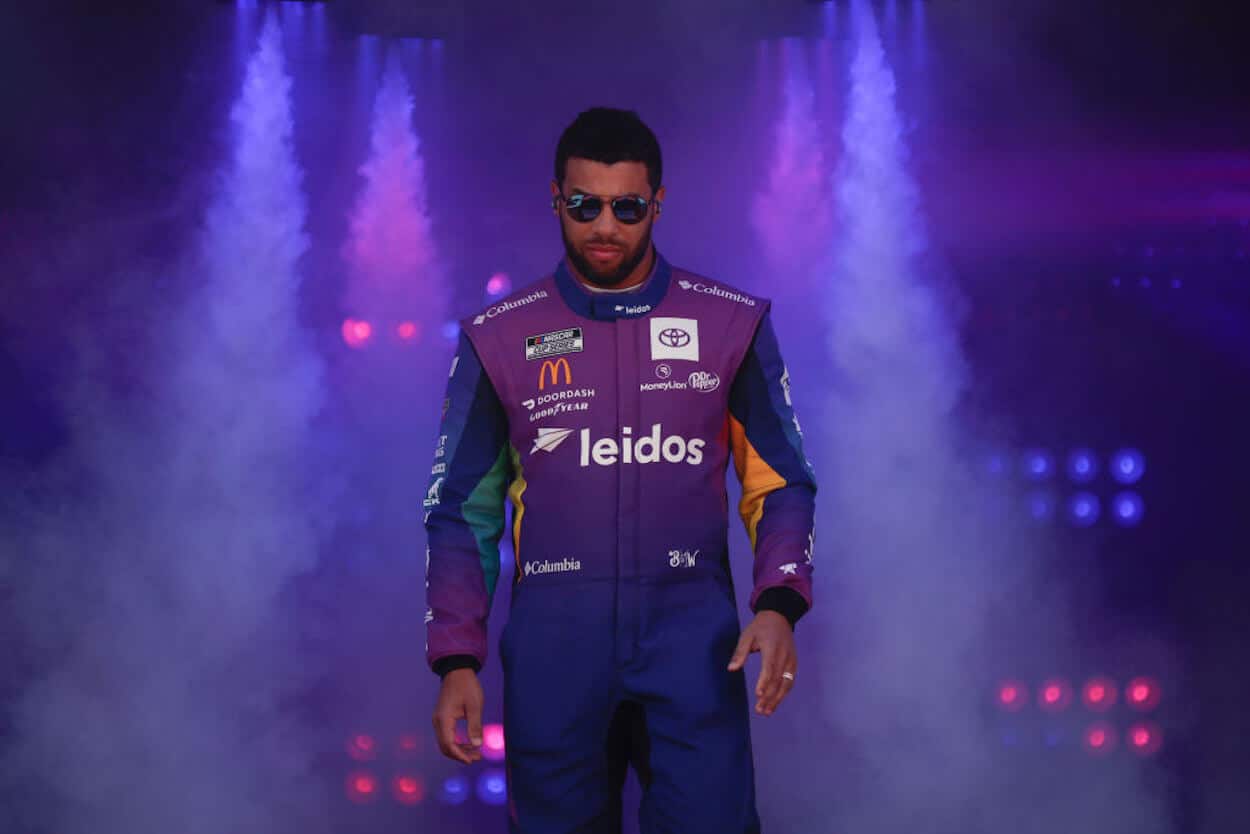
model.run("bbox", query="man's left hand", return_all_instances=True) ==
[727,610,797,716]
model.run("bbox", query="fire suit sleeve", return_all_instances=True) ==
[424,329,511,677]
[728,309,817,627]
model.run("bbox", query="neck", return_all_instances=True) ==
[569,244,655,292]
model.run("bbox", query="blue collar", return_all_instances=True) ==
[553,248,672,321]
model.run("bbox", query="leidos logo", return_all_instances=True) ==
[530,424,705,465]
[538,357,572,390]
[578,424,705,467]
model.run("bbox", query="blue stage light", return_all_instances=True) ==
[1026,491,1056,522]
[441,320,459,342]
[1066,449,1098,483]
[476,769,508,805]
[1110,449,1145,484]
[1067,492,1100,527]
[1022,449,1053,481]
[439,776,469,805]
[1111,492,1144,526]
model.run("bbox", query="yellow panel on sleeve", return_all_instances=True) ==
[507,444,528,579]
[728,414,788,550]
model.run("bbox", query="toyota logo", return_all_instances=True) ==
[659,328,690,348]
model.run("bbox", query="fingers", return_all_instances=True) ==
[756,645,797,716]
[467,698,484,750]
[433,676,484,765]
[754,640,783,714]
[433,704,472,765]
[760,658,797,715]
[727,626,758,672]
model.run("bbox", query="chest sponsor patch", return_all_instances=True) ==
[526,327,584,361]
[649,317,700,362]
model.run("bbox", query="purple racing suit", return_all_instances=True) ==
[424,248,815,832]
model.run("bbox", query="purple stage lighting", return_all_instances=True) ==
[1065,449,1098,483]
[1021,449,1053,481]
[1111,449,1146,484]
[1067,492,1101,527]
[439,776,469,805]
[1111,492,1145,526]
[346,771,379,803]
[476,769,508,805]
[482,723,506,762]
[392,774,425,805]
[1128,722,1164,756]
[441,320,459,342]
[1026,491,1056,522]
[486,272,512,298]
[1084,723,1117,756]
[997,680,1028,712]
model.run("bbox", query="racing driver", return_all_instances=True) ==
[424,107,816,833]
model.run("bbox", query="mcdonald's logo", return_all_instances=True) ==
[538,357,572,390]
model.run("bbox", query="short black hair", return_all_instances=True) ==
[554,108,663,196]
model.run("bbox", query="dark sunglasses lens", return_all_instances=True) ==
[611,198,648,224]
[568,196,602,222]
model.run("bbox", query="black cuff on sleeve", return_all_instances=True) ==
[432,654,482,678]
[753,587,809,629]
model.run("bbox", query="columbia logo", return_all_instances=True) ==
[523,557,582,576]
[473,314,486,325]
[678,279,692,290]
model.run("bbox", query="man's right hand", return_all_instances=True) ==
[433,668,484,764]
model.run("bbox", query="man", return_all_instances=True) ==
[424,107,815,833]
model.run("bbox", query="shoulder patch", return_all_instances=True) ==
[673,277,759,307]
[471,287,551,326]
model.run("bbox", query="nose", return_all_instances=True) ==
[590,205,619,234]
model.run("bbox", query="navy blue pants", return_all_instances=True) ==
[499,576,762,833]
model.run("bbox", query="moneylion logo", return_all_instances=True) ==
[538,357,572,390]
[523,557,582,577]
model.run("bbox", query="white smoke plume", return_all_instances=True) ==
[762,2,1175,832]
[0,15,332,834]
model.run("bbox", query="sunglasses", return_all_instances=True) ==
[556,192,658,225]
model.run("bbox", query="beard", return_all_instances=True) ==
[562,222,653,288]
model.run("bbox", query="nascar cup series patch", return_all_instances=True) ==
[525,327,584,361]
